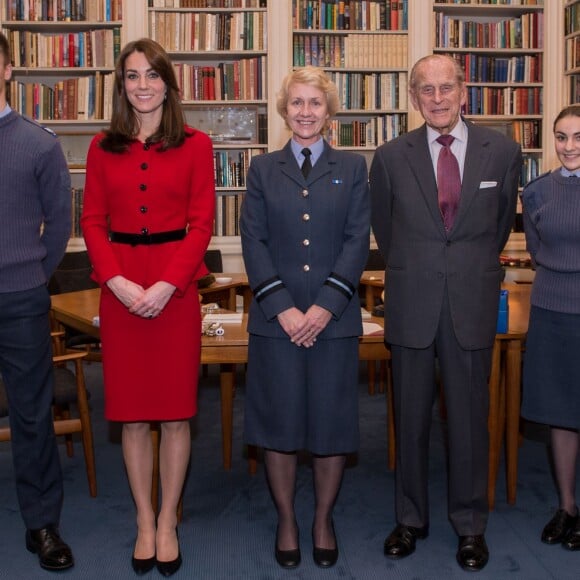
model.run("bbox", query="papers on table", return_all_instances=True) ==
[362,322,383,336]
[203,312,243,324]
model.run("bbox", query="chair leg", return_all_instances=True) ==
[368,361,376,395]
[73,358,97,497]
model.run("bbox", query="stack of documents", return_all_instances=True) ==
[203,312,243,324]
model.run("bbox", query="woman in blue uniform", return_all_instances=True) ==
[240,67,369,569]
[521,105,580,550]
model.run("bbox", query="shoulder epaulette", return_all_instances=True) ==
[524,170,551,189]
[21,115,58,137]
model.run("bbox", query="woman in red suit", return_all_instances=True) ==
[81,39,215,576]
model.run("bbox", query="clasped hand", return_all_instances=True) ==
[106,276,176,319]
[277,304,332,348]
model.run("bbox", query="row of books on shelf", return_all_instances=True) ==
[463,86,541,115]
[149,10,267,53]
[326,113,407,147]
[173,57,265,101]
[5,28,121,68]
[434,11,544,49]
[293,0,408,32]
[450,52,542,83]
[148,0,266,7]
[293,32,407,69]
[565,36,580,72]
[5,0,123,22]
[565,2,580,36]
[435,1,542,4]
[328,71,406,111]
[213,193,243,237]
[570,75,580,105]
[71,187,84,239]
[213,148,263,187]
[511,119,540,148]
[8,72,114,120]
[519,153,541,188]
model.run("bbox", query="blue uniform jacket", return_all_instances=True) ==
[240,139,370,339]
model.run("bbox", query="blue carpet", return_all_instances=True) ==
[0,362,578,579]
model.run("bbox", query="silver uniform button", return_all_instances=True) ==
[303,265,310,272]
[302,189,309,197]
[303,239,310,246]
[302,213,310,221]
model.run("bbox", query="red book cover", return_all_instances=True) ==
[68,33,75,67]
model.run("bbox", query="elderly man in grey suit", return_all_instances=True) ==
[370,54,522,572]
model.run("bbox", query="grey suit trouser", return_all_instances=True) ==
[390,290,491,536]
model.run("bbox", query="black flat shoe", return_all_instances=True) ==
[131,554,156,575]
[312,522,338,568]
[25,525,74,571]
[456,535,489,572]
[542,508,578,544]
[563,516,580,551]
[275,526,301,569]
[384,523,429,559]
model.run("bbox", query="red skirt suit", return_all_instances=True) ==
[81,129,215,421]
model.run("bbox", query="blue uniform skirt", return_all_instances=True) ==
[244,335,359,455]
[522,305,580,429]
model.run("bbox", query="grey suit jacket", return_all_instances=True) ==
[240,139,370,339]
[370,120,522,350]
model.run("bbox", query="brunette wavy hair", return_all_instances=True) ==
[100,38,187,153]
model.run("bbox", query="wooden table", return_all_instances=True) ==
[360,270,385,309]
[50,288,391,475]
[358,273,531,509]
[199,273,251,312]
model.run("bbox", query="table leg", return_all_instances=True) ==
[220,363,236,470]
[505,339,522,505]
[365,286,374,310]
[227,288,237,311]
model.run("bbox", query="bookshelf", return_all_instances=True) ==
[291,0,409,161]
[0,0,125,250]
[147,0,269,243]
[432,0,552,281]
[565,0,580,103]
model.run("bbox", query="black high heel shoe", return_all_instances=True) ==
[312,521,338,568]
[156,529,182,577]
[131,554,156,575]
[131,534,156,576]
[275,525,301,569]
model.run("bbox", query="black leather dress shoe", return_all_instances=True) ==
[456,535,489,572]
[131,554,156,575]
[25,525,74,571]
[563,516,580,551]
[275,526,301,569]
[542,509,578,544]
[384,523,429,559]
[312,522,338,568]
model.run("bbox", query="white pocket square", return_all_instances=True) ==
[479,181,497,188]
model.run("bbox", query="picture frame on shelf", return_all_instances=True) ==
[186,106,258,144]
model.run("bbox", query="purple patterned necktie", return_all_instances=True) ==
[436,134,461,231]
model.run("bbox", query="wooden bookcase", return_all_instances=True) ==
[0,0,125,250]
[565,0,580,103]
[147,0,268,242]
[291,0,409,167]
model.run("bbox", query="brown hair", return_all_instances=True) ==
[0,31,11,65]
[100,38,187,153]
[553,105,580,132]
[276,66,339,134]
